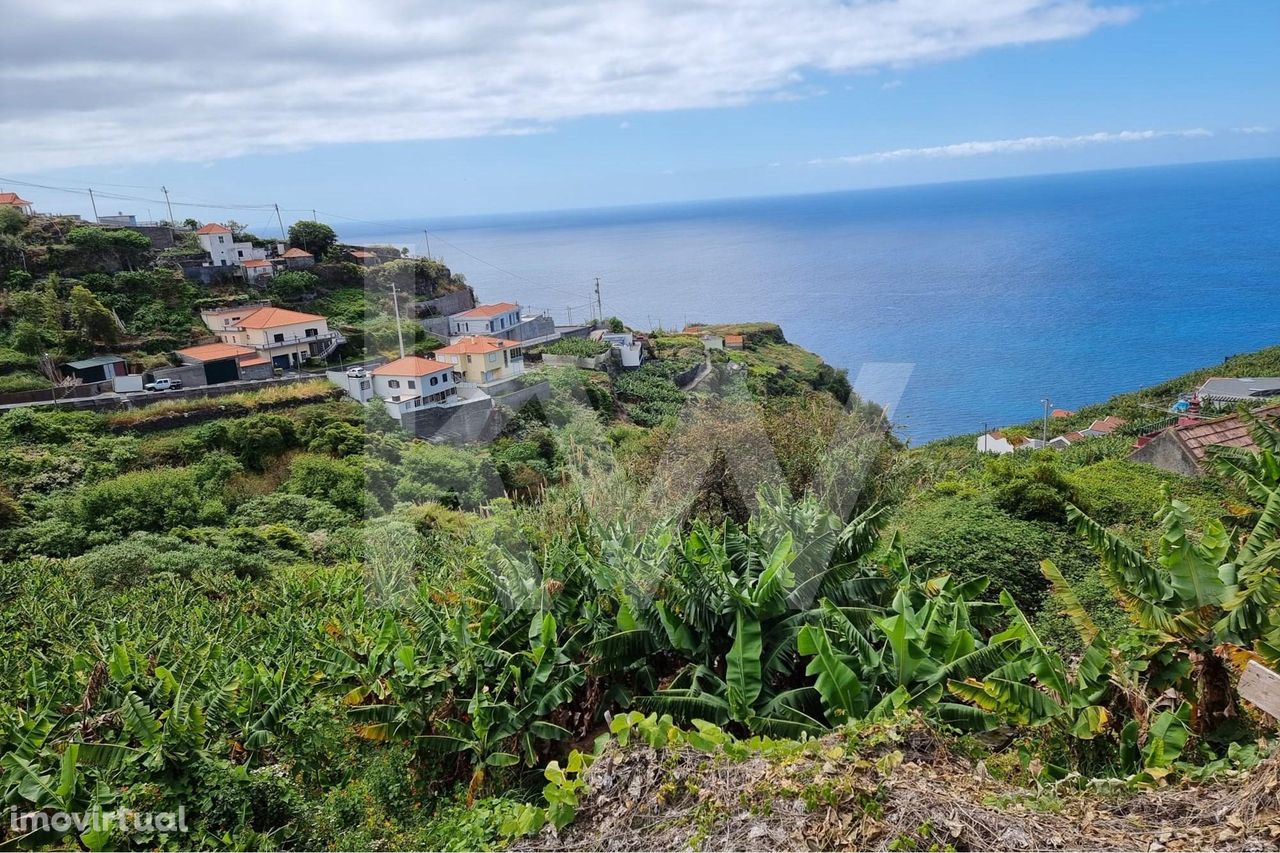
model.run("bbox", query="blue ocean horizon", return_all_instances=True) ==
[341,158,1280,443]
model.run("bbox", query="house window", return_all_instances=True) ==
[304,328,317,338]
[429,376,438,386]
[407,380,416,389]
[273,333,285,343]
[237,249,244,258]
[388,379,400,388]
[466,355,472,364]
[220,259,227,266]
[218,236,225,244]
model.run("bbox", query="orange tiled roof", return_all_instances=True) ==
[281,247,313,258]
[1167,404,1280,464]
[348,250,376,259]
[1051,409,1075,418]
[195,223,231,235]
[239,356,270,367]
[176,342,257,362]
[454,302,519,319]
[724,334,745,343]
[370,356,453,377]
[241,259,271,268]
[0,192,32,206]
[435,335,515,355]
[233,306,326,328]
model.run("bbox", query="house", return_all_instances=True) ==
[1081,415,1126,437]
[1051,409,1075,419]
[368,356,460,420]
[1129,404,1280,476]
[724,334,745,350]
[280,247,315,269]
[1197,377,1280,405]
[977,430,1047,454]
[203,305,342,369]
[698,334,725,350]
[60,355,126,384]
[0,192,34,215]
[97,213,137,226]
[240,258,274,283]
[174,342,272,385]
[195,223,267,269]
[1049,431,1086,449]
[433,335,524,386]
[601,331,645,367]
[448,302,522,337]
[346,249,378,264]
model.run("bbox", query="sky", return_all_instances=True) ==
[1,0,1277,225]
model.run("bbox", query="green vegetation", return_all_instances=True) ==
[2,207,1279,850]
[535,337,610,358]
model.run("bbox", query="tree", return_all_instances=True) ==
[269,270,319,302]
[0,206,25,236]
[287,221,337,259]
[67,284,119,344]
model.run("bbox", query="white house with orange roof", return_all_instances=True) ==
[195,223,267,269]
[0,192,34,216]
[241,258,274,283]
[433,335,524,386]
[279,247,315,269]
[448,302,522,338]
[202,305,342,369]
[366,356,462,420]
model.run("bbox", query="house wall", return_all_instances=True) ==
[1128,432,1200,476]
[217,318,331,348]
[371,369,454,401]
[449,307,521,336]
[439,349,524,385]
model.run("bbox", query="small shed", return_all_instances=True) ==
[724,334,745,350]
[61,355,126,384]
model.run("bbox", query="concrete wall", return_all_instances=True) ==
[403,395,495,443]
[149,363,208,388]
[1128,431,1200,477]
[0,380,111,406]
[541,353,610,370]
[241,361,274,381]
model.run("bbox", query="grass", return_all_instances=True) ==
[106,379,336,427]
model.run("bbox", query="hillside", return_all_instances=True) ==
[3,202,1280,852]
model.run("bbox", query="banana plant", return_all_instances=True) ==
[1065,479,1280,731]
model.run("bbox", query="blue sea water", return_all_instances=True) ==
[342,158,1280,443]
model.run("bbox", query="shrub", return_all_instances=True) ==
[232,493,350,532]
[78,467,203,534]
[538,337,610,357]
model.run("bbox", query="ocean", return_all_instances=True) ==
[340,158,1280,443]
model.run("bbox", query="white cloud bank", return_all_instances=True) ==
[0,0,1137,171]
[811,128,1214,165]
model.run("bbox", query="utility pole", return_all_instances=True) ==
[594,276,603,322]
[312,209,317,222]
[1041,398,1053,445]
[87,188,100,223]
[566,306,573,324]
[274,204,287,240]
[423,230,432,260]
[161,186,175,225]
[390,282,406,358]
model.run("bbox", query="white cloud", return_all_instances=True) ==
[1231,126,1272,135]
[0,0,1137,171]
[881,80,904,90]
[811,128,1214,165]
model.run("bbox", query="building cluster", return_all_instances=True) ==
[191,223,321,283]
[335,301,539,425]
[977,415,1127,455]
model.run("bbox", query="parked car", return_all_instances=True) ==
[345,367,368,378]
[144,378,183,392]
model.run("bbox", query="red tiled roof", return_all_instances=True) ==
[724,334,745,343]
[241,259,271,268]
[1051,409,1075,418]
[233,306,326,328]
[176,343,257,362]
[1167,404,1280,464]
[195,223,231,235]
[348,250,376,259]
[454,302,519,319]
[281,247,313,258]
[435,335,515,355]
[1088,415,1126,434]
[370,356,453,377]
[239,356,270,367]
[0,192,32,206]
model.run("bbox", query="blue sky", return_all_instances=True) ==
[2,0,1276,225]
